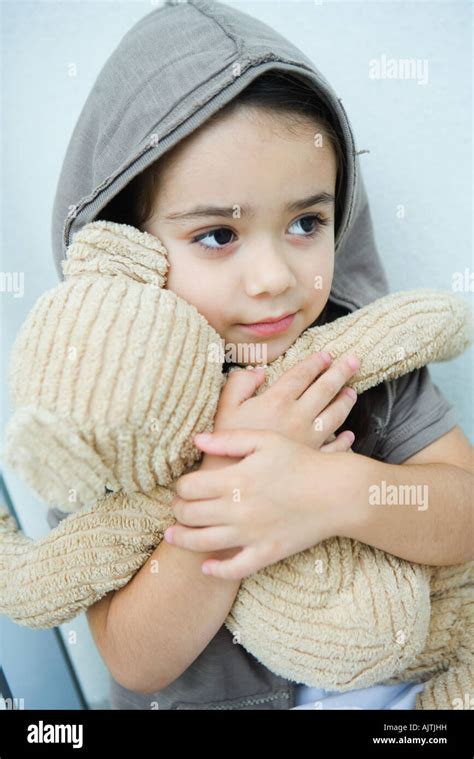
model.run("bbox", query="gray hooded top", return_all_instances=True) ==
[48,0,457,710]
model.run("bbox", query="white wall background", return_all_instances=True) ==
[1,0,472,709]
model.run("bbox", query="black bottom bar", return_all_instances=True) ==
[0,708,471,757]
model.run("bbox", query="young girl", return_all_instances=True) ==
[48,0,472,710]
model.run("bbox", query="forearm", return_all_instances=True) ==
[92,455,241,694]
[104,539,241,693]
[336,454,474,565]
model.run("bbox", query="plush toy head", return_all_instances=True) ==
[3,220,227,511]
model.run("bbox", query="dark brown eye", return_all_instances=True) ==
[192,227,236,251]
[289,213,328,237]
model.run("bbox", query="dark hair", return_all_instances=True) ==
[98,71,372,450]
[99,71,346,236]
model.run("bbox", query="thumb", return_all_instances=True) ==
[193,428,268,458]
[222,366,266,405]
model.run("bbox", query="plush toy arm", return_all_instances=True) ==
[0,487,176,629]
[257,289,473,396]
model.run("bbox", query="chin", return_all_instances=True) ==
[261,336,295,364]
[223,323,302,366]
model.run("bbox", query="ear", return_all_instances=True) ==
[1,405,120,511]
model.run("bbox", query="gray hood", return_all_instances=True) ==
[51,0,390,313]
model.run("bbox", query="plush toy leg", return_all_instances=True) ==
[0,486,176,628]
[226,538,432,691]
[414,564,474,709]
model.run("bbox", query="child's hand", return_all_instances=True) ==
[166,428,352,580]
[211,352,359,454]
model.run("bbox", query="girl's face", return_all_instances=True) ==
[143,107,337,365]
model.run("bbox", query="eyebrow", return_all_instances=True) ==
[163,192,335,222]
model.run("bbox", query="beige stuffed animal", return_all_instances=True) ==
[1,220,473,709]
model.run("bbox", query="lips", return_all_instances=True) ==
[244,311,295,325]
[238,312,297,336]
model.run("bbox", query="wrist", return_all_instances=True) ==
[334,450,375,540]
[165,536,240,576]
[308,449,372,541]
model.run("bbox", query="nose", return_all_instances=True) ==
[243,240,297,297]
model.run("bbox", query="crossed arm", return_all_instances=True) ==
[87,425,472,692]
[342,425,474,566]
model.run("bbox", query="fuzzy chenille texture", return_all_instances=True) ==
[1,220,473,710]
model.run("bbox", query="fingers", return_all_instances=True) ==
[175,466,228,500]
[267,352,333,402]
[201,545,260,580]
[172,496,223,527]
[165,523,238,553]
[313,385,357,441]
[181,428,270,498]
[320,430,355,454]
[220,366,266,407]
[298,354,359,418]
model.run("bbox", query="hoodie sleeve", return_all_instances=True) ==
[372,366,458,465]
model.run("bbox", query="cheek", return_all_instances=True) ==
[164,259,193,301]
[300,245,334,296]
[195,287,229,332]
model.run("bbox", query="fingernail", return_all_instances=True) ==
[319,351,332,363]
[195,433,212,441]
[344,387,357,401]
[348,356,360,370]
[346,431,355,444]
[202,564,212,575]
